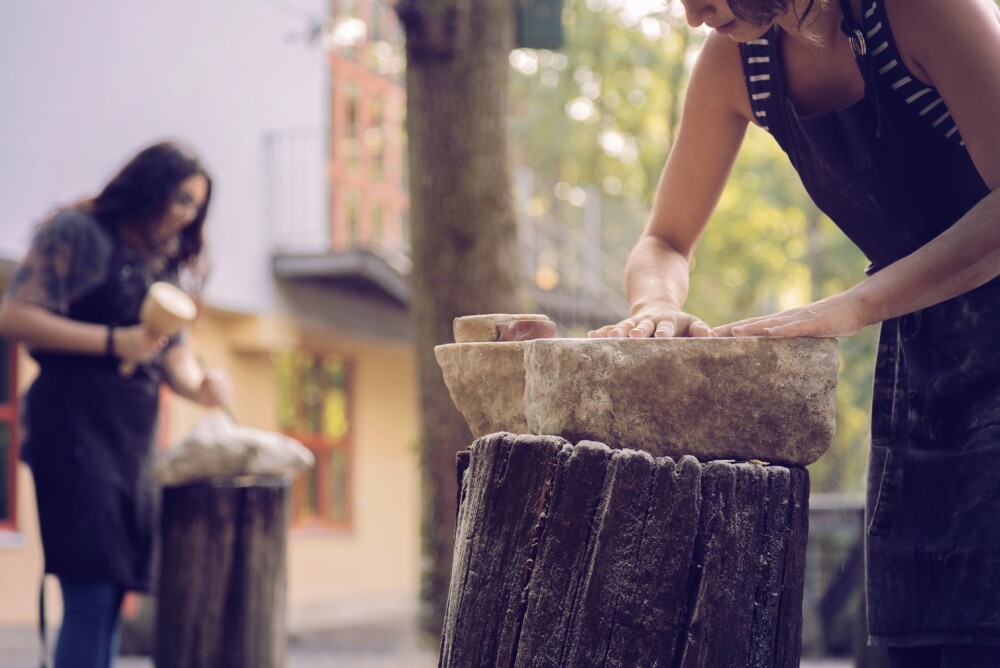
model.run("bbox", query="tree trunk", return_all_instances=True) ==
[440,434,810,667]
[396,0,525,636]
[155,477,289,668]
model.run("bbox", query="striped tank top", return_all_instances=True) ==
[742,0,964,146]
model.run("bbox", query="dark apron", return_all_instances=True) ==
[22,225,164,592]
[741,0,999,647]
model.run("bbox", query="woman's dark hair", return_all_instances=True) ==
[729,0,820,30]
[86,140,212,287]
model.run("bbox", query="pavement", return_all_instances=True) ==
[0,619,853,667]
[0,617,438,668]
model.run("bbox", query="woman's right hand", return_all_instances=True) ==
[113,325,168,364]
[588,309,713,338]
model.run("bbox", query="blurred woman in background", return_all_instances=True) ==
[0,140,231,668]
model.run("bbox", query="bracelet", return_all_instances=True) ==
[106,325,116,358]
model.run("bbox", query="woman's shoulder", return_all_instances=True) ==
[36,208,114,256]
[45,208,105,236]
[686,32,755,124]
[883,0,1000,79]
[7,208,116,313]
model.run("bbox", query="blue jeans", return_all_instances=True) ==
[54,580,126,668]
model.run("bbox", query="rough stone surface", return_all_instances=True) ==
[436,336,838,466]
[522,338,837,465]
[434,342,530,436]
[453,313,553,343]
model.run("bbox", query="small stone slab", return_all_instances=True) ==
[453,314,555,343]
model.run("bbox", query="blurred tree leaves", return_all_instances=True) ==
[509,0,878,492]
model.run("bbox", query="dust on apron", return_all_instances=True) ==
[22,219,166,592]
[740,0,999,647]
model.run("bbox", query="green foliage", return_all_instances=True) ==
[695,125,877,492]
[510,0,877,492]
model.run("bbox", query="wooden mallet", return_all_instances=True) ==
[119,282,197,377]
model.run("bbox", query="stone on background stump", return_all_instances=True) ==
[155,476,289,668]
[439,433,809,668]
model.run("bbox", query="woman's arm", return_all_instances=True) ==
[0,298,168,363]
[589,33,752,338]
[715,0,1000,337]
[160,341,231,408]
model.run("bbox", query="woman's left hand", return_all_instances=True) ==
[712,293,867,338]
[195,368,233,408]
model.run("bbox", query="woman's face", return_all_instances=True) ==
[157,173,208,244]
[680,0,778,41]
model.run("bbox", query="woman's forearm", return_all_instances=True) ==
[162,344,232,409]
[161,344,204,402]
[0,300,107,354]
[851,187,1000,325]
[717,187,1000,338]
[625,234,693,315]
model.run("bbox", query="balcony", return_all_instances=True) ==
[266,129,629,336]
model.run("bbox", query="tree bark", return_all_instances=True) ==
[155,477,289,668]
[396,0,525,636]
[440,434,810,667]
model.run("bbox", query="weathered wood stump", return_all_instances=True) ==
[440,433,809,667]
[155,476,289,668]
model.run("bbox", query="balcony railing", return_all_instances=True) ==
[265,128,329,253]
[266,129,630,332]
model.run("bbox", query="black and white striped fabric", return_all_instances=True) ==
[863,0,964,145]
[742,0,965,146]
[743,36,774,133]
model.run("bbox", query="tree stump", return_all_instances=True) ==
[440,433,809,667]
[155,476,289,668]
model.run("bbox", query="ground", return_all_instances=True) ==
[0,617,853,667]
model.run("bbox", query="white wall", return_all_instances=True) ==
[0,0,329,312]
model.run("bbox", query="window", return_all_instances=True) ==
[371,204,385,249]
[370,0,384,43]
[276,351,352,528]
[346,83,359,172]
[0,337,18,530]
[347,190,359,244]
[370,96,385,181]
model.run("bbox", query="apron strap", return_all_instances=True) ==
[837,0,886,137]
[38,575,48,668]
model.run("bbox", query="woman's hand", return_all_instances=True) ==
[113,325,169,364]
[193,368,232,408]
[588,309,713,338]
[712,293,866,338]
[161,343,233,408]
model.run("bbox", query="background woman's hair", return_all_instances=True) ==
[86,140,212,291]
[729,0,820,31]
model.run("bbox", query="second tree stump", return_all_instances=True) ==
[156,476,289,668]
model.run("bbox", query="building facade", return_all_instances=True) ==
[0,0,422,633]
